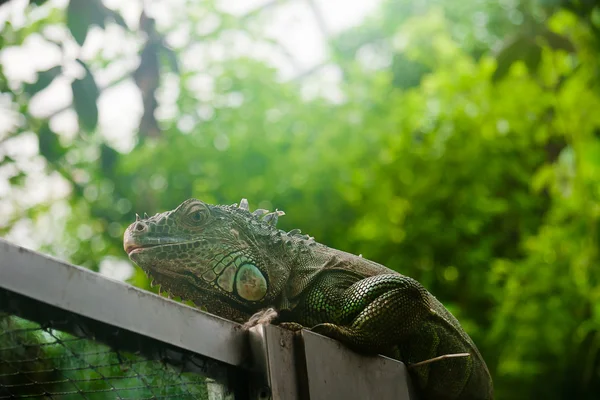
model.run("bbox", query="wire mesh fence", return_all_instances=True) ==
[0,314,208,399]
[0,287,240,400]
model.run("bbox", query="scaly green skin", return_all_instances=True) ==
[124,198,493,400]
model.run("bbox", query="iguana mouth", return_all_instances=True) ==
[123,231,162,255]
[124,243,160,255]
[124,231,196,255]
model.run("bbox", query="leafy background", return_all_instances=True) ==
[1,0,600,398]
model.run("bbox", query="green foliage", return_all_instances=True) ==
[37,123,66,163]
[2,0,600,398]
[492,28,575,82]
[66,0,126,46]
[71,59,99,132]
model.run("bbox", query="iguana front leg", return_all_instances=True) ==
[309,274,433,354]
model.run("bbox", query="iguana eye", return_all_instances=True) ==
[191,211,203,222]
[183,202,209,226]
[187,209,207,225]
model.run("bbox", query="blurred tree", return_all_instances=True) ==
[1,0,600,398]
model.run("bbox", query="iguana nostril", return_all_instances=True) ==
[135,222,145,231]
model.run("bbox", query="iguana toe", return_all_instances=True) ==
[242,307,279,330]
[278,322,305,332]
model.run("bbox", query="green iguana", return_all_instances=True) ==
[123,198,493,399]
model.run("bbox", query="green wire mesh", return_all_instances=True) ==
[0,314,210,399]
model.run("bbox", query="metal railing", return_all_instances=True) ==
[0,238,416,399]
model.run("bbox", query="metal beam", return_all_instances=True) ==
[298,330,417,400]
[248,325,418,400]
[248,324,299,400]
[0,238,247,368]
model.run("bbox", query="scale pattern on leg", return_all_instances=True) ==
[308,274,433,353]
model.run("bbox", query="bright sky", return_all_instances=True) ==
[0,0,381,280]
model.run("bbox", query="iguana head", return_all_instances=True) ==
[123,198,290,318]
